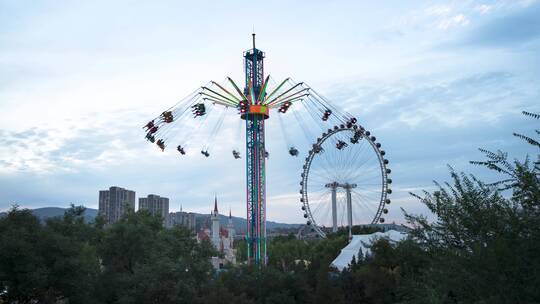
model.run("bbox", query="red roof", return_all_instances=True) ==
[220,227,229,238]
[197,229,210,241]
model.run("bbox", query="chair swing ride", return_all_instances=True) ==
[142,34,391,264]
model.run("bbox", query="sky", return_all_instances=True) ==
[1,0,539,224]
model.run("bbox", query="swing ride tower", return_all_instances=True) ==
[243,34,268,265]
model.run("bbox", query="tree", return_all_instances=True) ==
[0,206,47,303]
[96,209,215,304]
[314,265,344,304]
[0,205,100,304]
[404,111,540,303]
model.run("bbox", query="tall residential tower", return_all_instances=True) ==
[138,194,169,225]
[98,186,136,225]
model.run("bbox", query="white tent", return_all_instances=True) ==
[330,230,408,271]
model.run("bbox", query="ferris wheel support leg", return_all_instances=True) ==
[346,187,353,241]
[331,187,338,233]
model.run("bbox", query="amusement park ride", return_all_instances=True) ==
[143,34,392,266]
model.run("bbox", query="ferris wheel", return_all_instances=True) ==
[299,124,392,238]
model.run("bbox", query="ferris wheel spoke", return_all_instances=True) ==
[308,190,331,218]
[354,183,383,188]
[353,148,377,171]
[352,199,374,226]
[317,157,341,182]
[352,190,380,211]
[312,207,330,227]
[347,162,379,181]
[353,146,375,171]
[355,178,383,188]
[337,133,354,171]
[354,189,382,200]
[349,168,381,185]
[313,144,342,178]
[351,192,378,219]
[341,143,371,180]
[320,142,341,174]
[339,195,346,227]
[312,203,331,227]
[309,169,339,187]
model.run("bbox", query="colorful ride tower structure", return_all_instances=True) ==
[243,34,268,265]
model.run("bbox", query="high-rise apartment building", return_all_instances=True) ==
[98,186,136,225]
[138,194,169,223]
[166,210,196,230]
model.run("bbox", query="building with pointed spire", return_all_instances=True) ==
[227,209,235,247]
[197,196,236,267]
[211,196,220,249]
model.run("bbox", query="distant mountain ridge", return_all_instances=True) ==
[0,207,99,223]
[0,207,300,234]
[193,213,300,234]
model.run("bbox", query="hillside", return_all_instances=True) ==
[0,207,98,223]
[0,207,300,233]
[194,213,300,234]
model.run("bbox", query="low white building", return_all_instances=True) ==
[330,230,407,271]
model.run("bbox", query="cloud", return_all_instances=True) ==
[425,5,452,16]
[437,14,470,30]
[0,110,146,174]
[370,29,404,43]
[330,71,538,130]
[1,0,539,225]
[474,4,493,15]
[459,2,540,47]
[1,69,537,224]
